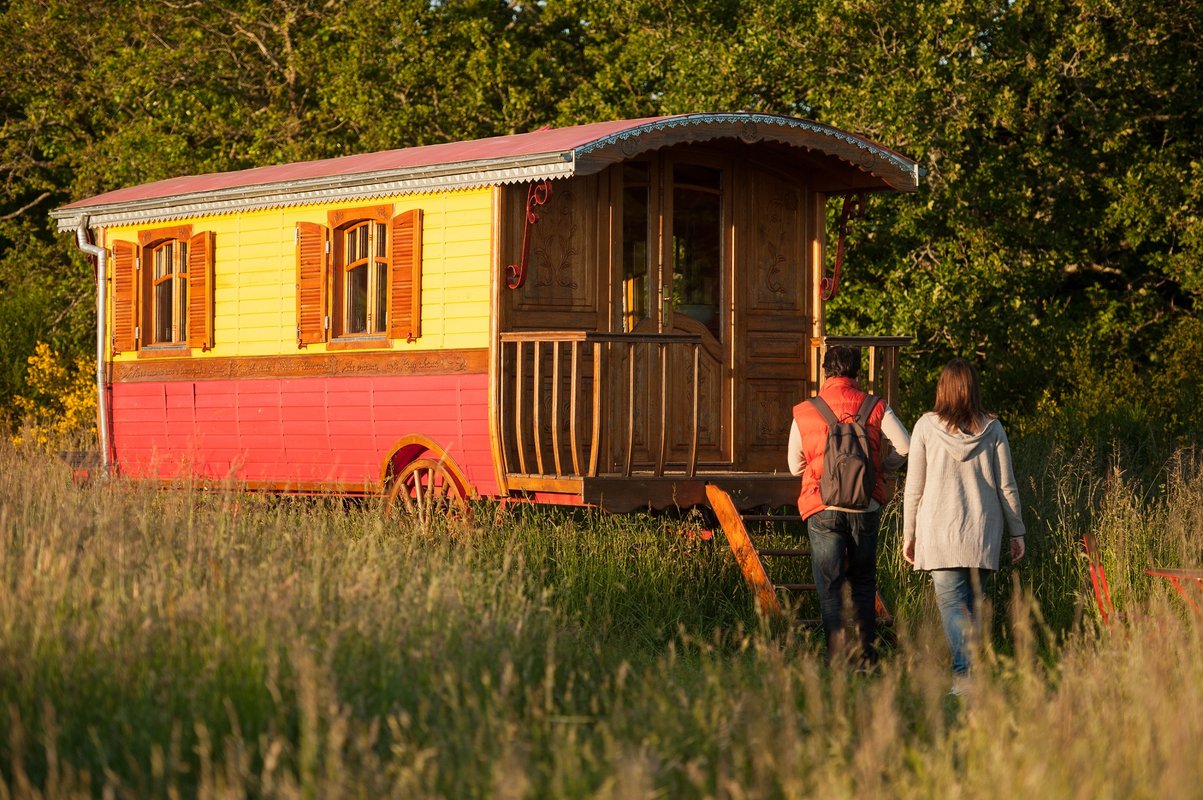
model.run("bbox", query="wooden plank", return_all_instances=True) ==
[689,343,699,478]
[656,342,667,477]
[514,342,527,474]
[569,340,581,477]
[504,474,584,494]
[757,548,811,557]
[532,340,544,475]
[588,341,601,477]
[625,341,635,477]
[704,483,783,618]
[551,340,562,477]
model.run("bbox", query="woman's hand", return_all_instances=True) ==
[903,539,915,565]
[1010,537,1026,564]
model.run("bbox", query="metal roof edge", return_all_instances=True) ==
[53,153,575,232]
[573,112,919,190]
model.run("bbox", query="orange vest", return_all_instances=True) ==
[792,377,887,519]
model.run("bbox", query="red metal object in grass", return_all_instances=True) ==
[1083,534,1117,626]
[1144,568,1203,615]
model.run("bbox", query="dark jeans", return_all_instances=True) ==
[807,507,882,664]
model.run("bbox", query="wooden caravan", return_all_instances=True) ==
[53,113,918,513]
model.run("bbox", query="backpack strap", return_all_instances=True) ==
[810,394,880,425]
[856,394,881,425]
[808,395,840,426]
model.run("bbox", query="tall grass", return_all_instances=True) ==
[0,436,1201,798]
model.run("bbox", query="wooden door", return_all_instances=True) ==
[615,156,732,469]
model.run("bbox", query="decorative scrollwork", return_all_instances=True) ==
[505,180,554,290]
[820,192,867,301]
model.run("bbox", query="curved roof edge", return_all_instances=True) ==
[52,112,918,232]
[572,112,919,191]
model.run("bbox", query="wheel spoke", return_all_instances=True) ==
[387,455,470,529]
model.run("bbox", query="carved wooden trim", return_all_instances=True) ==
[138,224,193,247]
[327,204,392,229]
[112,348,488,382]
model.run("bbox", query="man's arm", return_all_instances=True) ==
[787,419,806,477]
[880,404,911,472]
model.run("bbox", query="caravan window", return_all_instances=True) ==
[149,238,189,344]
[340,220,389,336]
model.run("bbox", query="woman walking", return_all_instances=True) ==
[903,358,1025,691]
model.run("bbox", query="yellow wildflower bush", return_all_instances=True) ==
[11,342,96,449]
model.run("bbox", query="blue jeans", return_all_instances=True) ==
[807,507,882,664]
[931,568,991,676]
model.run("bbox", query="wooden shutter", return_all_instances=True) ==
[187,230,215,350]
[296,222,329,347]
[389,208,423,342]
[111,240,138,353]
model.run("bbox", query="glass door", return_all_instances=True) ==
[616,156,732,467]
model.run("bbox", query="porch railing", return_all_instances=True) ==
[498,331,702,485]
[810,335,910,408]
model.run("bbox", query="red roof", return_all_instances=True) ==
[61,116,670,210]
[54,113,919,230]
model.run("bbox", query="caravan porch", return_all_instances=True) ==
[495,331,907,511]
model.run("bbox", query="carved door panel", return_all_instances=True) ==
[740,169,811,472]
[664,316,727,464]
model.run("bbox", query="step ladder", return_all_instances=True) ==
[704,483,892,624]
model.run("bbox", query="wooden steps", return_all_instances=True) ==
[704,483,817,620]
[704,483,892,625]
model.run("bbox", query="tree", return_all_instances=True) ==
[0,0,1199,436]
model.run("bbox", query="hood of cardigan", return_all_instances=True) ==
[925,415,999,462]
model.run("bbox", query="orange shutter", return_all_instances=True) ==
[389,208,423,342]
[188,230,215,350]
[111,240,138,353]
[296,222,329,347]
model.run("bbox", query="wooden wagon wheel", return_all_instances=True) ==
[385,456,470,529]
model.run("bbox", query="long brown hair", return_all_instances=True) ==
[934,357,989,434]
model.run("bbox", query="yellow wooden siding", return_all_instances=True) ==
[104,188,494,360]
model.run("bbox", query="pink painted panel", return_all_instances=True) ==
[110,373,497,495]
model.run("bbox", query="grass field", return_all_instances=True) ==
[1,435,1201,798]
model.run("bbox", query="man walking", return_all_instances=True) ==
[788,345,910,665]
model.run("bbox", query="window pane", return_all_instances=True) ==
[374,261,388,334]
[155,280,173,342]
[346,264,367,334]
[376,223,387,258]
[672,165,722,338]
[358,225,369,261]
[622,164,650,332]
[178,277,188,342]
[155,244,172,280]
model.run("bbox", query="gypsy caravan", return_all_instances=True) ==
[53,113,918,525]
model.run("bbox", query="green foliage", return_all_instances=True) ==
[0,0,1200,437]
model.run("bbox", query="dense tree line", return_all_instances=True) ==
[1,0,1199,433]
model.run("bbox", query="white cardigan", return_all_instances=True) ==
[903,412,1026,571]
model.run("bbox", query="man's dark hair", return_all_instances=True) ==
[822,345,861,379]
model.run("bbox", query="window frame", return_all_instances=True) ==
[137,225,193,350]
[296,205,424,350]
[109,225,215,356]
[329,205,393,342]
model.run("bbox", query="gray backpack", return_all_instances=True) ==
[810,394,880,509]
